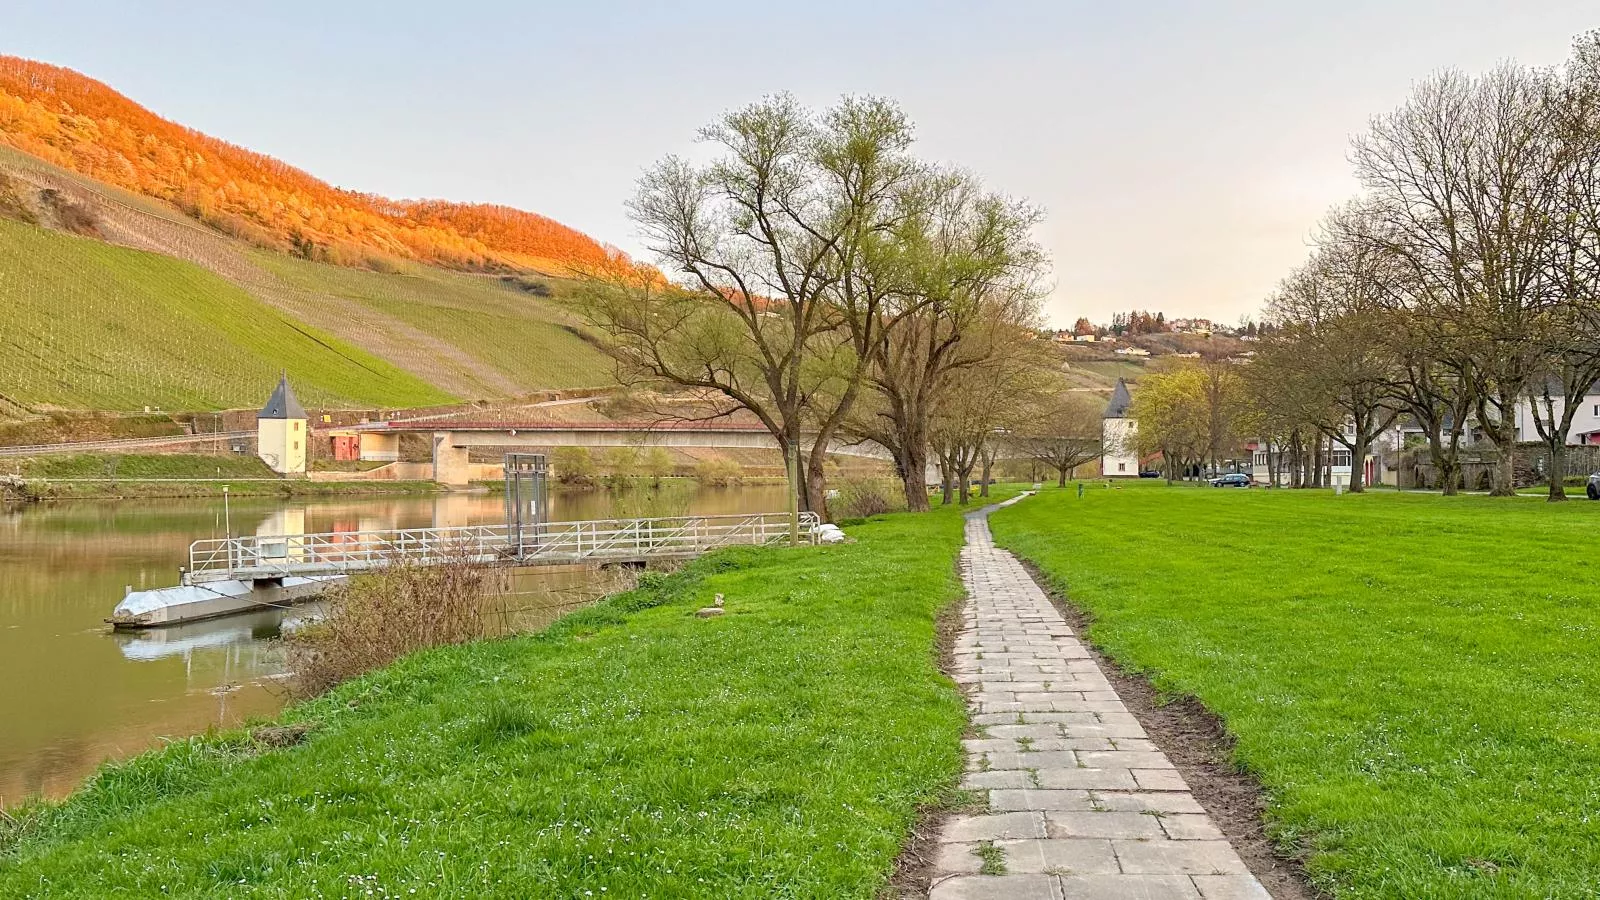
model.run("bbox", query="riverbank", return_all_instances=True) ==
[0,453,444,501]
[0,489,1018,896]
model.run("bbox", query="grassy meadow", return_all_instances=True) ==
[0,219,450,412]
[990,483,1600,899]
[0,493,1006,897]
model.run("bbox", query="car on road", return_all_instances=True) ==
[1588,472,1599,500]
[1209,473,1252,488]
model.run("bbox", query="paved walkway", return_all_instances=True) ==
[932,500,1268,900]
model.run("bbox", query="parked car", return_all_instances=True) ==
[1209,473,1252,488]
[1588,472,1599,500]
[1138,470,1162,479]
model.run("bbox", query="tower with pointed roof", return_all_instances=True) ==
[1101,378,1138,477]
[256,374,308,475]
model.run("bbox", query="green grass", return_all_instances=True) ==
[0,494,1011,897]
[989,484,1600,899]
[0,219,451,411]
[2,453,275,480]
[255,253,616,392]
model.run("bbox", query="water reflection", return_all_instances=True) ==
[0,484,789,805]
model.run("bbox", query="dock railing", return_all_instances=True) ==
[185,512,820,583]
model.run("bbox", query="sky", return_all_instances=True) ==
[2,1,1595,327]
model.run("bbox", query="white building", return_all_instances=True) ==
[1513,383,1600,446]
[257,374,308,475]
[1101,379,1140,477]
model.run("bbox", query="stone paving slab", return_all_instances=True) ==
[929,501,1269,900]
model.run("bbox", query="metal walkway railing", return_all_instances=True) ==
[184,512,820,584]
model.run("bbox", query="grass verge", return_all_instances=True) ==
[989,483,1600,899]
[0,492,1015,897]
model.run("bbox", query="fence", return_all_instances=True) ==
[185,512,820,583]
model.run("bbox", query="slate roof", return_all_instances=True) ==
[1104,378,1132,419]
[259,374,307,420]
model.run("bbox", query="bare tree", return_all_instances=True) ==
[1009,392,1103,487]
[1353,65,1567,495]
[928,335,1043,504]
[1268,214,1405,493]
[1524,42,1600,500]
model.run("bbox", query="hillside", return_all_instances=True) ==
[0,145,618,414]
[0,217,450,411]
[0,56,614,274]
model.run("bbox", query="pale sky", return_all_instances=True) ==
[2,1,1595,327]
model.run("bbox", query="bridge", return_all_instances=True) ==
[354,419,895,485]
[112,512,820,628]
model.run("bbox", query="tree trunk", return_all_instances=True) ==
[1348,436,1369,494]
[1548,441,1568,501]
[1057,466,1068,488]
[802,449,831,521]
[939,458,953,506]
[900,442,930,512]
[1490,438,1516,497]
[979,451,993,498]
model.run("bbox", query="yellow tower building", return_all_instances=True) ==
[256,374,308,475]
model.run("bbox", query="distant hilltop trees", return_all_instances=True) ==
[1049,311,1268,340]
[0,56,618,274]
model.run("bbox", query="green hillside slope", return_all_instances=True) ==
[253,254,615,393]
[0,219,451,411]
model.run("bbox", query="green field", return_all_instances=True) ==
[0,219,450,411]
[255,253,616,393]
[0,494,1006,897]
[990,484,1600,899]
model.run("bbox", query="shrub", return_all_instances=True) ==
[281,557,502,698]
[0,173,36,224]
[604,445,639,487]
[833,475,904,519]
[694,457,744,487]
[644,446,674,484]
[553,446,596,485]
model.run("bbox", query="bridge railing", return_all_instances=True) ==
[185,512,820,583]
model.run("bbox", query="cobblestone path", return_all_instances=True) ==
[931,500,1269,900]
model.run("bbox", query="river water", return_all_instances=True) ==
[0,483,789,805]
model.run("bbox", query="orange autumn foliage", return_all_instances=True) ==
[0,55,615,273]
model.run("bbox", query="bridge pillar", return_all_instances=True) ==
[432,433,471,486]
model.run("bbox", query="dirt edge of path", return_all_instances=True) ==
[1015,556,1325,900]
[883,562,980,900]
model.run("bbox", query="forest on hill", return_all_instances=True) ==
[0,56,616,274]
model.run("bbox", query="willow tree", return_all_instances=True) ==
[576,95,920,518]
[847,173,1045,510]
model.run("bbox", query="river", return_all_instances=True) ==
[0,482,790,805]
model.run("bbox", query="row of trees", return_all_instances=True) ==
[1128,356,1353,489]
[1243,32,1600,499]
[576,95,1097,517]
